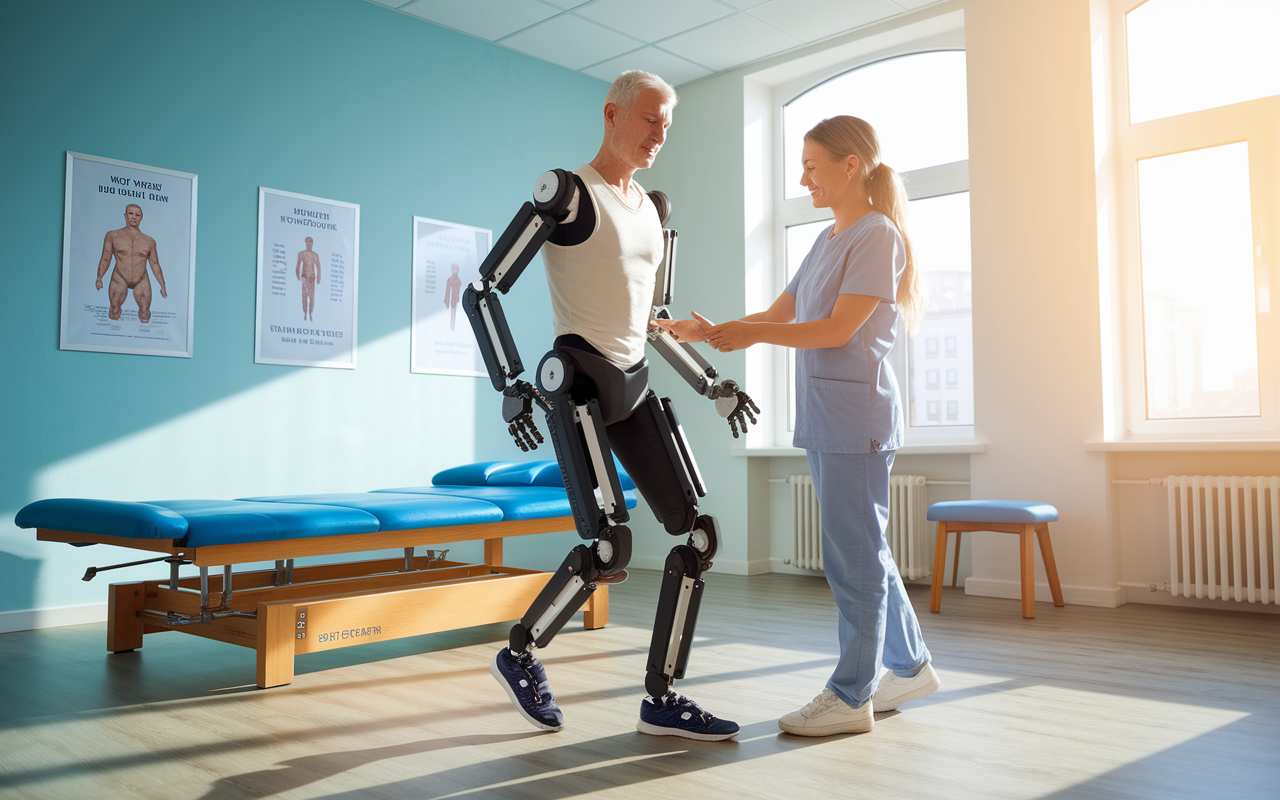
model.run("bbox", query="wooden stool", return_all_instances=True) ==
[927,500,1064,619]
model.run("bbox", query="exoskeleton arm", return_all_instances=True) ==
[463,169,576,451]
[643,193,760,439]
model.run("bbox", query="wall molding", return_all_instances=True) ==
[964,577,1124,609]
[0,603,107,634]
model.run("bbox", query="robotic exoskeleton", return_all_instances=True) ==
[464,169,760,700]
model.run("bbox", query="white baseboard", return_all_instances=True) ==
[963,577,1123,609]
[1118,583,1280,614]
[0,603,108,634]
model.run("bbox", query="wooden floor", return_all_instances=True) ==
[1,570,1278,799]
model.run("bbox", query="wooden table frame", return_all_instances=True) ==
[36,515,608,688]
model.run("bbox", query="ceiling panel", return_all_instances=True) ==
[581,46,714,88]
[499,14,645,71]
[575,0,734,44]
[659,13,804,73]
[400,0,561,41]
[746,0,902,44]
[366,0,944,86]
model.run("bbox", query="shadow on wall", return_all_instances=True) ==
[0,552,39,617]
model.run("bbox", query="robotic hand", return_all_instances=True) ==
[709,380,760,439]
[502,380,548,452]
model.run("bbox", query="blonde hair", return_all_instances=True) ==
[605,70,678,114]
[804,116,923,332]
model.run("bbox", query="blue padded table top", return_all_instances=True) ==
[240,492,504,531]
[14,498,380,546]
[433,460,637,491]
[928,500,1059,524]
[373,485,638,521]
[16,498,189,540]
[142,500,381,547]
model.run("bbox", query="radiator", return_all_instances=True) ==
[1165,475,1280,604]
[789,474,931,579]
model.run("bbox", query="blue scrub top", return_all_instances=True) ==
[785,211,905,454]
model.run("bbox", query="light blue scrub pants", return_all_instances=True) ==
[806,449,932,709]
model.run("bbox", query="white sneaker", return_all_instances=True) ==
[873,663,940,711]
[778,688,872,736]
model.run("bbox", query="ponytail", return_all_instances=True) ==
[805,117,925,333]
[866,162,922,333]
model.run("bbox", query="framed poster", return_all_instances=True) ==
[59,152,197,358]
[254,187,359,369]
[411,216,491,377]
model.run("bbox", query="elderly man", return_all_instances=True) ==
[479,71,744,742]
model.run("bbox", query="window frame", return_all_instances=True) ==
[769,48,974,447]
[1108,0,1280,439]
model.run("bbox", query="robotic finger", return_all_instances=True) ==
[711,381,760,439]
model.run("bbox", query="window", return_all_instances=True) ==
[945,336,957,358]
[946,368,958,389]
[1105,0,1280,438]
[1126,0,1280,123]
[749,17,972,446]
[947,400,959,421]
[926,369,939,389]
[927,401,940,422]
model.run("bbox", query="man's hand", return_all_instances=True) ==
[705,320,756,352]
[654,317,707,342]
[160,286,167,299]
[95,277,103,291]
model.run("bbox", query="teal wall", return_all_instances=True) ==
[0,0,611,616]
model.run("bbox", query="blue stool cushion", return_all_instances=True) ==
[238,493,504,531]
[146,500,381,547]
[375,485,639,521]
[431,459,636,491]
[15,498,189,540]
[927,500,1059,524]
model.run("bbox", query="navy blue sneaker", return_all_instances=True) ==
[490,647,564,731]
[636,691,740,741]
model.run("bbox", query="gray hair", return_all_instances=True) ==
[604,70,678,113]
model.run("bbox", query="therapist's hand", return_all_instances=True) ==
[705,320,756,352]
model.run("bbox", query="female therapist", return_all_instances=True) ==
[660,115,940,736]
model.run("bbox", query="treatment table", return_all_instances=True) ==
[14,460,637,688]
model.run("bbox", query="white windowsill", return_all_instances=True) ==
[731,442,986,457]
[1084,440,1280,452]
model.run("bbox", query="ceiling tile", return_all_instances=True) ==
[575,0,734,44]
[658,13,803,72]
[745,0,901,43]
[499,14,645,70]
[581,46,714,87]
[400,0,562,41]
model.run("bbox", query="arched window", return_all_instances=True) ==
[776,50,973,437]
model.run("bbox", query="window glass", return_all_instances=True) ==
[926,369,939,389]
[908,192,974,426]
[1127,0,1280,124]
[947,400,959,421]
[1137,141,1259,419]
[783,51,968,199]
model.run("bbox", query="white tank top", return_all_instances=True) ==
[542,164,664,367]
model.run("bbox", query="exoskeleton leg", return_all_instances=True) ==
[644,514,719,698]
[509,527,632,654]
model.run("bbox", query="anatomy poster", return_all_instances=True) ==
[59,152,197,358]
[411,216,490,377]
[255,187,359,369]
